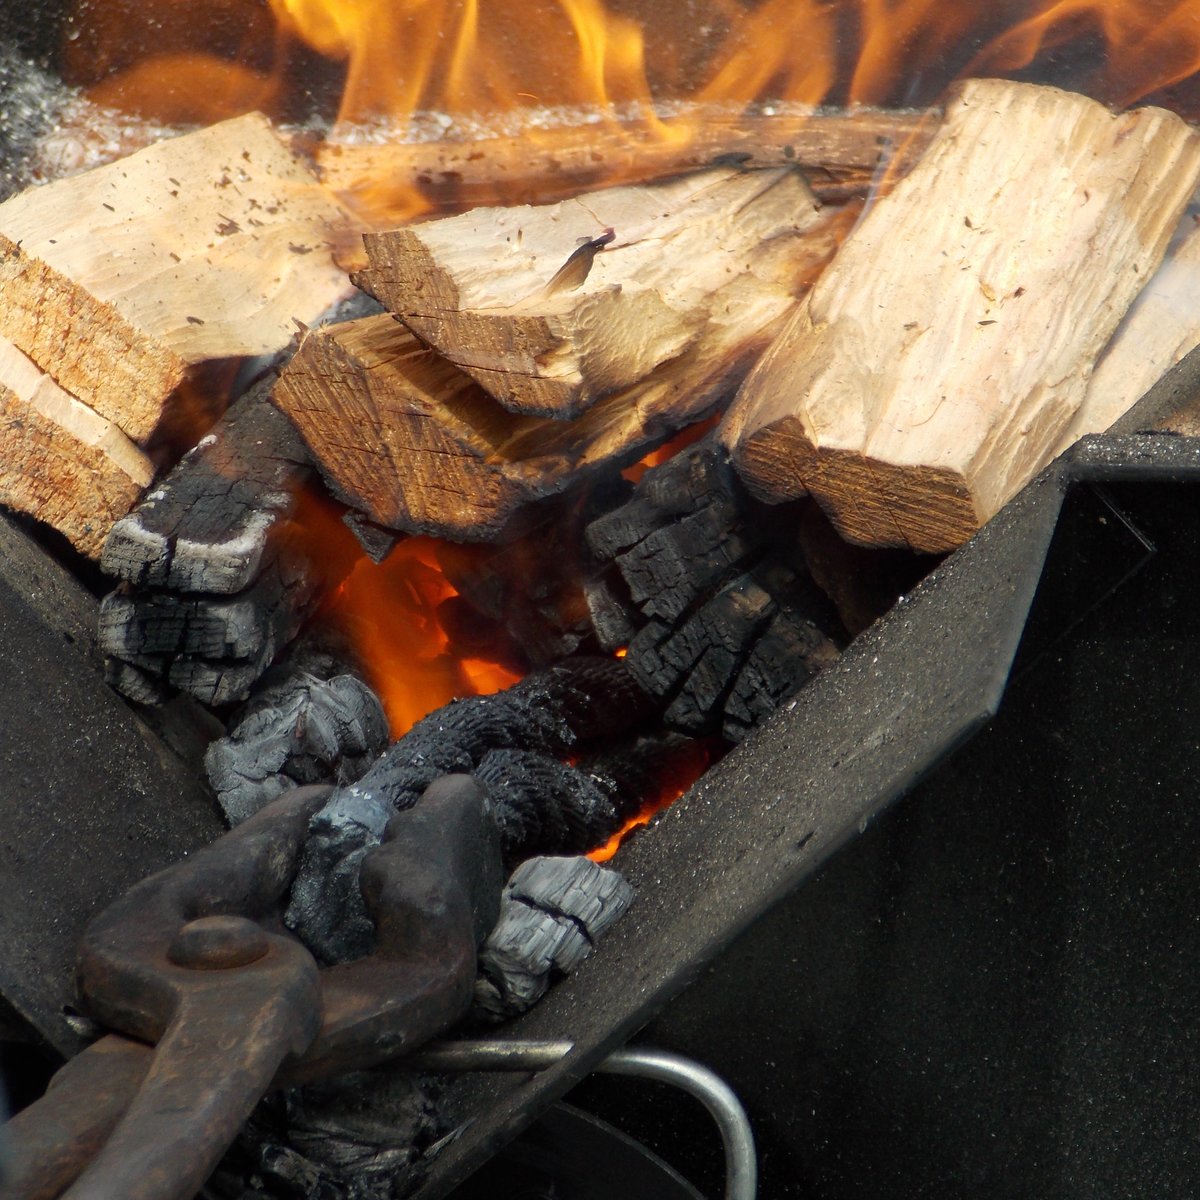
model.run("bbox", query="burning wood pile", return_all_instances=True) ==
[7,0,1200,1192]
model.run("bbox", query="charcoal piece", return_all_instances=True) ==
[284,790,393,965]
[722,609,843,742]
[658,574,776,733]
[583,438,725,561]
[584,429,854,740]
[578,729,708,824]
[212,1068,441,1200]
[354,689,571,814]
[206,672,388,826]
[103,658,171,706]
[582,569,637,652]
[100,385,312,595]
[474,749,619,860]
[472,856,634,1023]
[615,496,751,622]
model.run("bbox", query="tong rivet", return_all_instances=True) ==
[167,915,270,970]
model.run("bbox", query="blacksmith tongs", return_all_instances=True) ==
[2,775,503,1200]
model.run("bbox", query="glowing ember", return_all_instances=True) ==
[588,739,713,862]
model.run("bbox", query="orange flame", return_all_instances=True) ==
[63,1,1200,226]
[290,488,521,739]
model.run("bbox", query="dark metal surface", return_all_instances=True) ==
[5,775,504,1200]
[412,435,1200,1197]
[599,462,1200,1197]
[0,512,224,1054]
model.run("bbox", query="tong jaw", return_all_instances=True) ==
[6,775,504,1200]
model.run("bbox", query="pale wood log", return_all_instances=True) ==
[721,80,1200,554]
[1054,213,1200,448]
[0,112,353,444]
[277,180,843,542]
[357,165,838,417]
[0,334,152,558]
[318,106,936,213]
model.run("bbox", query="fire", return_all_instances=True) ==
[289,487,521,739]
[587,738,713,862]
[65,1,1200,144]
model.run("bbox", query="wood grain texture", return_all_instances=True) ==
[722,80,1200,553]
[357,165,838,417]
[0,112,353,443]
[277,173,842,541]
[318,106,935,213]
[0,334,151,558]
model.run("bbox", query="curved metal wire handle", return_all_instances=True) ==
[411,1039,757,1200]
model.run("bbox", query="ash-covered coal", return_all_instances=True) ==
[283,658,665,964]
[472,855,634,1023]
[206,649,389,826]
[205,1067,443,1200]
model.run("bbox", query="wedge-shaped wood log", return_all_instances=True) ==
[276,180,842,542]
[357,165,835,417]
[0,112,352,444]
[721,80,1200,553]
[0,334,152,558]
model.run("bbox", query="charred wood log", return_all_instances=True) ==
[584,432,848,741]
[99,546,321,707]
[471,856,634,1024]
[101,382,312,595]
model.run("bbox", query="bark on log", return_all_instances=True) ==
[721,80,1200,553]
[0,112,353,444]
[0,334,152,558]
[357,165,839,417]
[318,105,936,214]
[101,383,312,594]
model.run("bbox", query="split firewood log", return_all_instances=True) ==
[0,112,353,445]
[1054,210,1200,449]
[0,334,152,558]
[356,164,843,417]
[319,106,935,214]
[721,79,1200,554]
[276,183,846,541]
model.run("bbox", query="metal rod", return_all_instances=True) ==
[409,1039,757,1200]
